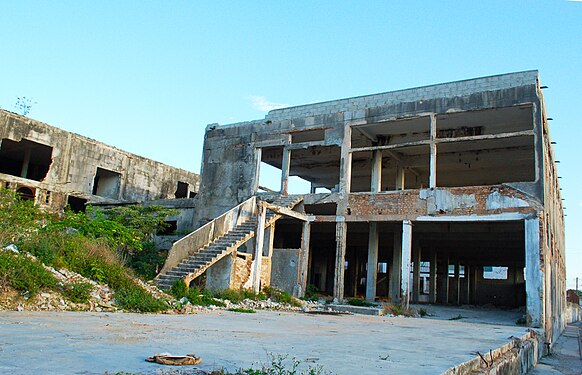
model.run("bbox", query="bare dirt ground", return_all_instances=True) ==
[0,307,531,375]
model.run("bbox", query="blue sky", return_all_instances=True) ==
[1,1,581,289]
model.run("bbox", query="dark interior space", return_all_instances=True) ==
[307,223,336,295]
[67,196,87,213]
[0,138,53,181]
[175,181,189,198]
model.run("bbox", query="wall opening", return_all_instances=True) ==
[16,186,35,201]
[175,181,189,198]
[92,167,121,199]
[0,138,53,181]
[67,196,87,213]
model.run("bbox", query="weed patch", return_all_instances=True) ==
[62,282,93,304]
[0,251,56,296]
[228,307,256,313]
[264,287,302,307]
[347,298,374,307]
[382,302,416,317]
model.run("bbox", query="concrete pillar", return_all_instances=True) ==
[395,165,405,191]
[525,217,543,327]
[437,251,449,304]
[429,248,437,303]
[366,222,379,301]
[371,150,382,193]
[263,225,275,257]
[470,266,479,305]
[333,220,347,301]
[464,265,471,305]
[280,148,291,195]
[390,230,402,302]
[251,204,266,293]
[453,259,460,305]
[298,221,311,296]
[429,113,437,189]
[412,241,421,303]
[20,145,31,178]
[401,220,413,307]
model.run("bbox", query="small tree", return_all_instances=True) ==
[14,96,36,116]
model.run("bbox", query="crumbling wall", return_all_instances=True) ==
[0,110,199,211]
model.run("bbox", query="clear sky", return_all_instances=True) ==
[1,1,581,289]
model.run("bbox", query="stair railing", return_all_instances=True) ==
[160,196,257,274]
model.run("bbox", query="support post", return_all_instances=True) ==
[390,229,402,302]
[20,144,31,178]
[333,220,347,301]
[453,259,460,305]
[366,222,379,301]
[371,150,382,193]
[525,217,543,327]
[298,221,311,296]
[252,204,266,293]
[464,265,471,305]
[401,220,413,307]
[280,148,291,195]
[412,241,421,303]
[395,165,405,191]
[429,113,437,189]
[429,248,437,303]
[438,251,449,304]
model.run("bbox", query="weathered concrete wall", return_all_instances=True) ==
[271,248,300,294]
[0,109,199,210]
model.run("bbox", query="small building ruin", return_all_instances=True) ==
[0,110,199,212]
[158,70,566,343]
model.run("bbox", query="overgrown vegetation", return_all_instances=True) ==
[169,280,225,307]
[264,287,302,307]
[0,188,171,312]
[213,288,266,303]
[228,307,256,313]
[382,302,417,317]
[62,282,93,304]
[302,284,319,301]
[0,251,57,296]
[220,353,329,375]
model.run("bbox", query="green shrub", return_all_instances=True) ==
[0,251,57,296]
[62,282,93,304]
[113,285,168,312]
[264,287,301,307]
[126,241,167,280]
[213,288,266,303]
[303,284,319,301]
[186,287,225,307]
[169,279,188,299]
[347,298,374,307]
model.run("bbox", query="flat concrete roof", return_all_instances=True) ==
[0,308,531,374]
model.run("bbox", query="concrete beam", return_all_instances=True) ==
[262,202,309,222]
[366,222,379,301]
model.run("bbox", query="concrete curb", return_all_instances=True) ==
[442,330,543,375]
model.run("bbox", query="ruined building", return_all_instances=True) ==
[0,110,199,214]
[158,70,566,343]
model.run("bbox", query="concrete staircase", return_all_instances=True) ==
[156,194,302,290]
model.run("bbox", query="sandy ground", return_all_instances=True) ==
[0,306,532,375]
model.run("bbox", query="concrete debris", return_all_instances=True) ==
[3,244,18,253]
[145,353,202,366]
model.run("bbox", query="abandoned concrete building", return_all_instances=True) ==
[157,70,567,343]
[0,109,199,213]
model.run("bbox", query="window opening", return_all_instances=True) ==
[92,167,121,199]
[175,181,189,198]
[0,138,53,181]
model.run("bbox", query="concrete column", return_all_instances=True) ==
[412,241,421,303]
[401,220,413,307]
[395,165,405,191]
[464,265,471,305]
[333,220,347,301]
[20,145,31,178]
[366,222,379,301]
[371,150,382,193]
[263,225,275,257]
[525,217,543,327]
[429,248,437,303]
[429,113,437,189]
[298,221,311,296]
[251,204,267,293]
[280,148,291,195]
[390,230,402,302]
[470,266,479,305]
[453,259,460,305]
[437,251,449,304]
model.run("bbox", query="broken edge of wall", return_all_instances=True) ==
[442,329,544,375]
